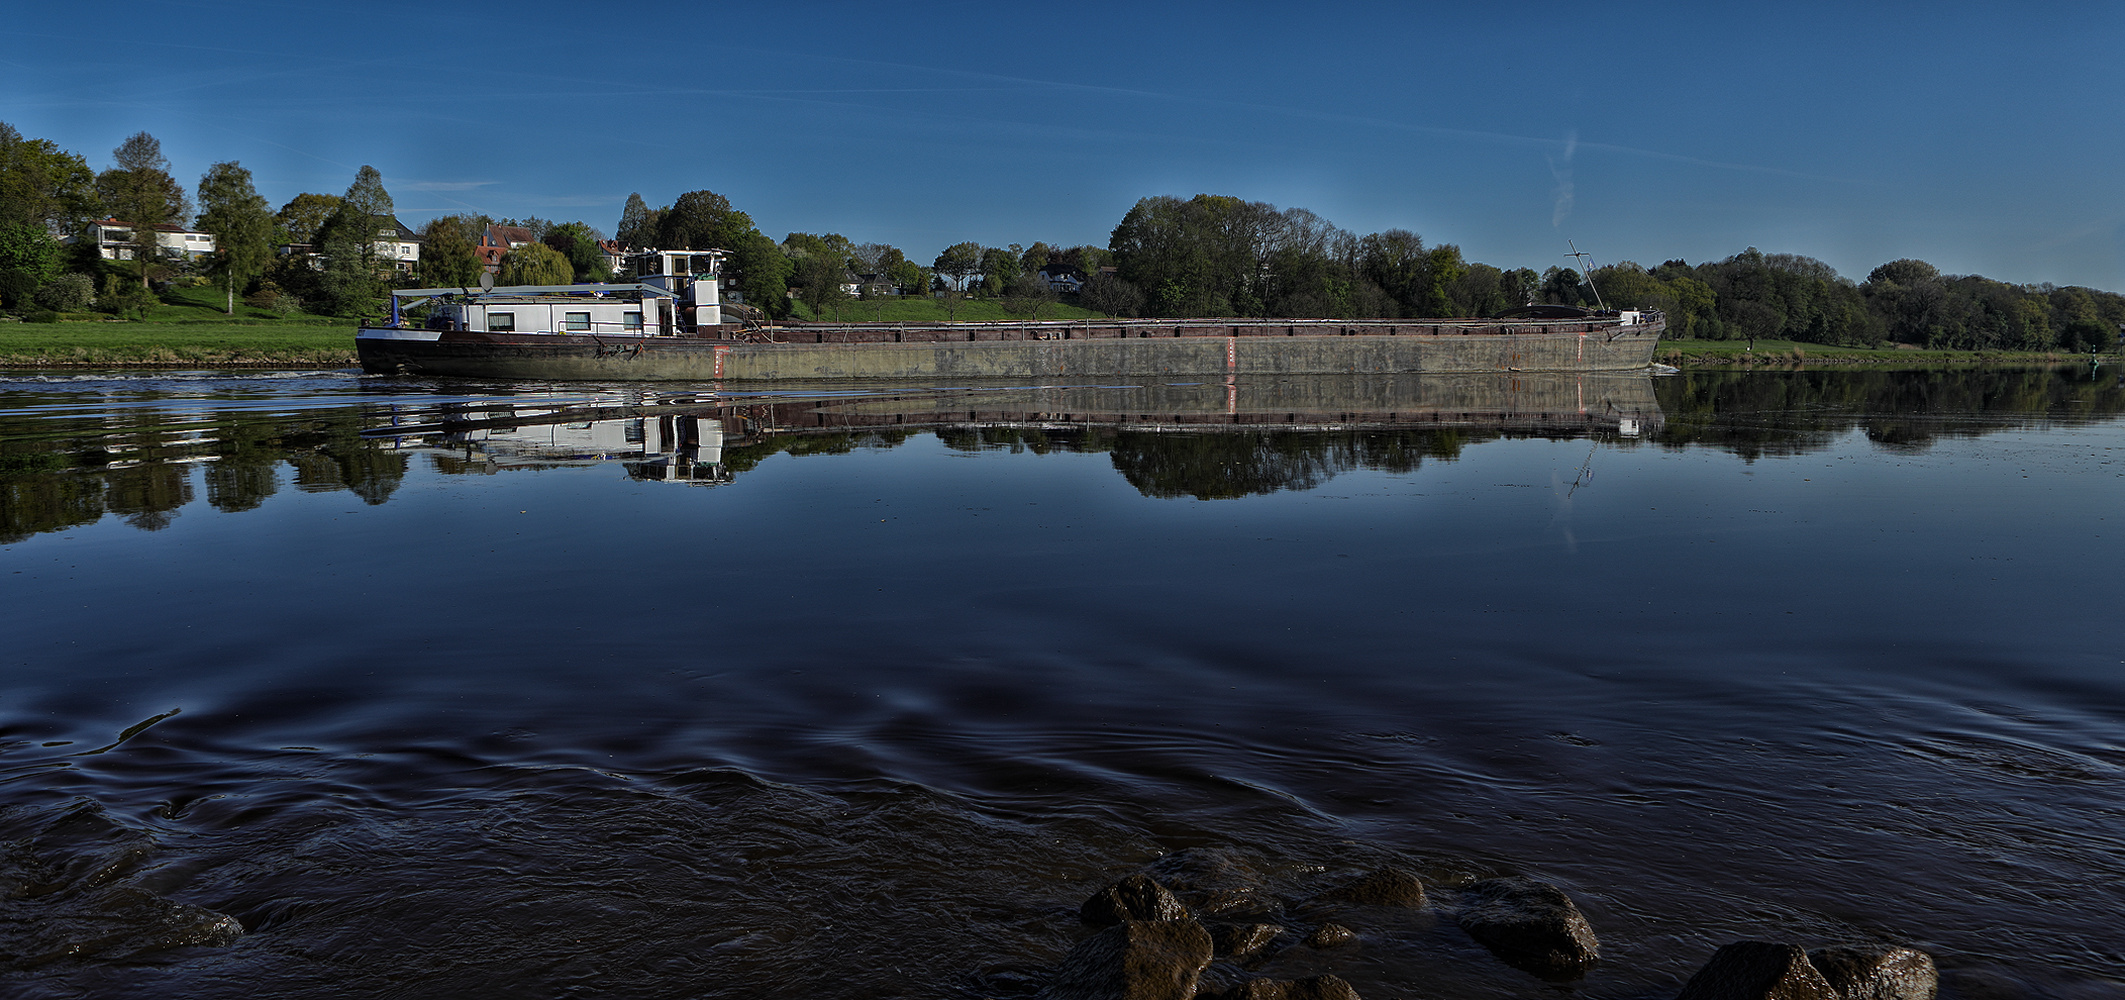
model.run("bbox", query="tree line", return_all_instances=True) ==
[4,121,2121,351]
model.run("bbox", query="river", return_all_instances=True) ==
[1,368,2120,999]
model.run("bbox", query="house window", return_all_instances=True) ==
[623,312,643,331]
[564,312,591,332]
[489,312,515,332]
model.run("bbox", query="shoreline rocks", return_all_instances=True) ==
[1031,854,1938,1000]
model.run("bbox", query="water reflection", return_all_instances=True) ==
[2,368,2120,543]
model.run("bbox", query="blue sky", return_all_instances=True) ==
[6,0,2121,289]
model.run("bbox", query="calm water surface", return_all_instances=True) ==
[1,368,2121,998]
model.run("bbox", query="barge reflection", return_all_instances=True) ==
[4,368,2122,543]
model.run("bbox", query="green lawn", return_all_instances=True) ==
[1654,337,2110,367]
[0,282,359,366]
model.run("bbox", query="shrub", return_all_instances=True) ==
[33,273,96,311]
[98,274,156,318]
[0,268,38,309]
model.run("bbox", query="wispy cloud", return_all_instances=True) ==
[1549,130,1578,228]
[402,180,497,192]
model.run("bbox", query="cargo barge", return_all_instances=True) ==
[357,252,1664,381]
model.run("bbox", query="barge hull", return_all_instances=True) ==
[357,319,1663,381]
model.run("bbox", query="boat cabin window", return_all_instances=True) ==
[623,311,643,331]
[489,311,515,332]
[565,312,591,332]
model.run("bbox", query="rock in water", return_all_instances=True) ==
[1675,941,1840,1000]
[1082,874,1192,926]
[1204,973,1362,1000]
[1807,945,1938,1000]
[0,887,244,970]
[1325,867,1427,907]
[1043,918,1214,1000]
[1455,876,1598,980]
[1210,922,1282,961]
[1306,922,1356,948]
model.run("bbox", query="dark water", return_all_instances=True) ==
[2,368,2121,998]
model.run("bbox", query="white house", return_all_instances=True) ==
[80,219,217,261]
[1039,265,1088,294]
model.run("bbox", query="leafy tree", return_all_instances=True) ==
[615,192,658,248]
[338,165,395,277]
[97,132,188,287]
[978,246,1018,296]
[656,190,734,249]
[195,162,274,314]
[886,256,926,297]
[932,241,982,290]
[731,229,791,319]
[499,242,572,286]
[1541,266,1586,305]
[1002,270,1057,320]
[0,122,97,233]
[542,221,611,282]
[276,193,341,244]
[795,251,848,320]
[418,215,484,287]
[0,222,61,281]
[1080,271,1144,316]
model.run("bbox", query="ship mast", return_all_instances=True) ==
[1565,240,1605,309]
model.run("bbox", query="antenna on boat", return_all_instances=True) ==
[1565,240,1604,309]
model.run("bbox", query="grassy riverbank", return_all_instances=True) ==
[1656,337,2113,368]
[0,284,359,367]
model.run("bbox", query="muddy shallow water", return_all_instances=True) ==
[2,368,2121,998]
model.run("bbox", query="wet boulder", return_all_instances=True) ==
[0,886,244,970]
[1807,944,1938,1000]
[1306,922,1356,948]
[1042,918,1214,1000]
[1675,941,1840,1000]
[1454,876,1598,979]
[1202,973,1362,1000]
[1209,922,1283,962]
[1144,848,1278,918]
[1082,874,1192,926]
[1322,866,1427,907]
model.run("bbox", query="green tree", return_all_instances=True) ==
[0,222,61,281]
[932,241,982,290]
[792,249,848,319]
[97,132,188,287]
[543,221,611,282]
[195,162,274,315]
[338,165,394,278]
[615,192,659,247]
[276,192,341,244]
[732,229,791,319]
[499,242,573,286]
[418,215,484,288]
[1002,270,1057,319]
[0,122,98,234]
[656,190,733,249]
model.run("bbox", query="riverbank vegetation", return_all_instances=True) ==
[5,121,2121,367]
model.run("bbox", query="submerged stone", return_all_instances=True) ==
[0,886,244,970]
[1323,866,1427,907]
[1306,922,1356,948]
[1806,944,1938,1000]
[1209,922,1283,961]
[1144,848,1278,918]
[1455,875,1599,980]
[1203,973,1361,1000]
[1675,941,1840,1000]
[1042,918,1214,1000]
[1082,874,1193,926]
